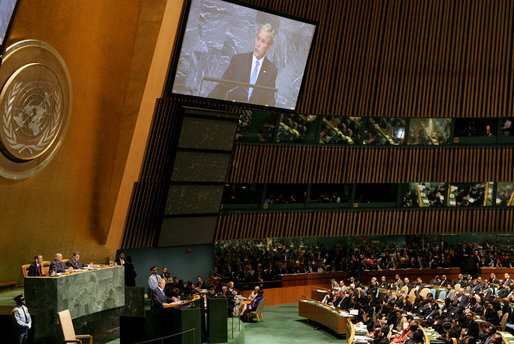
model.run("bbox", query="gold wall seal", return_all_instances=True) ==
[0,40,72,179]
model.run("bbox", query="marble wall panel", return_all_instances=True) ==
[178,116,237,151]
[172,151,231,182]
[165,184,224,215]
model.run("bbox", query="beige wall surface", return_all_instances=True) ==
[0,0,169,284]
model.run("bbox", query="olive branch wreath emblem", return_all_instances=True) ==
[3,82,61,156]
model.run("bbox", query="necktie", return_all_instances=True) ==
[22,306,28,324]
[248,60,260,100]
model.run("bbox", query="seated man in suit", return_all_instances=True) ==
[502,273,512,288]
[455,290,470,307]
[49,253,72,274]
[28,254,44,276]
[66,252,84,269]
[453,274,465,286]
[208,23,278,106]
[151,279,172,309]
[489,272,500,284]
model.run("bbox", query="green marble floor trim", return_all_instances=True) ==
[244,303,346,344]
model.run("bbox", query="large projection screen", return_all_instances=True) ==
[171,0,316,110]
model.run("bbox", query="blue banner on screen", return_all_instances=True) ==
[0,0,17,48]
[171,0,316,110]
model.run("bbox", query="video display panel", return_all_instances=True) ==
[171,0,316,110]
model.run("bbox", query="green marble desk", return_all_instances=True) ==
[24,265,125,342]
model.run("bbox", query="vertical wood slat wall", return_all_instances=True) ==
[243,0,514,117]
[228,144,514,184]
[216,209,514,241]
[124,0,514,247]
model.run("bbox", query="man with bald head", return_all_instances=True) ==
[49,253,71,273]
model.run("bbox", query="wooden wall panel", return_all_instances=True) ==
[236,0,514,117]
[227,144,513,184]
[216,209,514,241]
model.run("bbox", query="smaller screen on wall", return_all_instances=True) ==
[0,0,18,53]
[171,0,316,110]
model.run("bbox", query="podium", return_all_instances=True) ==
[24,266,125,343]
[171,306,202,344]
[207,297,228,343]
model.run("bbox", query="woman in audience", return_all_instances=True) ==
[240,290,264,320]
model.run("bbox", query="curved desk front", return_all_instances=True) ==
[298,299,353,335]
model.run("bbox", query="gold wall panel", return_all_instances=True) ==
[0,0,167,284]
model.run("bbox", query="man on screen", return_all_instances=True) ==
[209,23,278,106]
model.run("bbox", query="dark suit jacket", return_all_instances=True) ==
[209,52,277,106]
[457,294,470,307]
[151,287,172,309]
[50,260,68,273]
[334,296,350,310]
[28,262,43,276]
[66,259,84,269]
[462,318,479,338]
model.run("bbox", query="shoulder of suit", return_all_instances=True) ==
[232,52,253,63]
[263,57,277,72]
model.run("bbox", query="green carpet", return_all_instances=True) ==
[244,303,345,344]
[106,303,346,344]
[0,287,347,344]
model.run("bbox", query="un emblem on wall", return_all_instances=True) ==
[0,40,71,179]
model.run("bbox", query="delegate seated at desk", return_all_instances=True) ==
[151,279,172,309]
[66,251,84,269]
[28,255,44,277]
[49,253,72,273]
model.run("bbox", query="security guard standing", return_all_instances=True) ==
[148,266,161,292]
[12,294,31,344]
